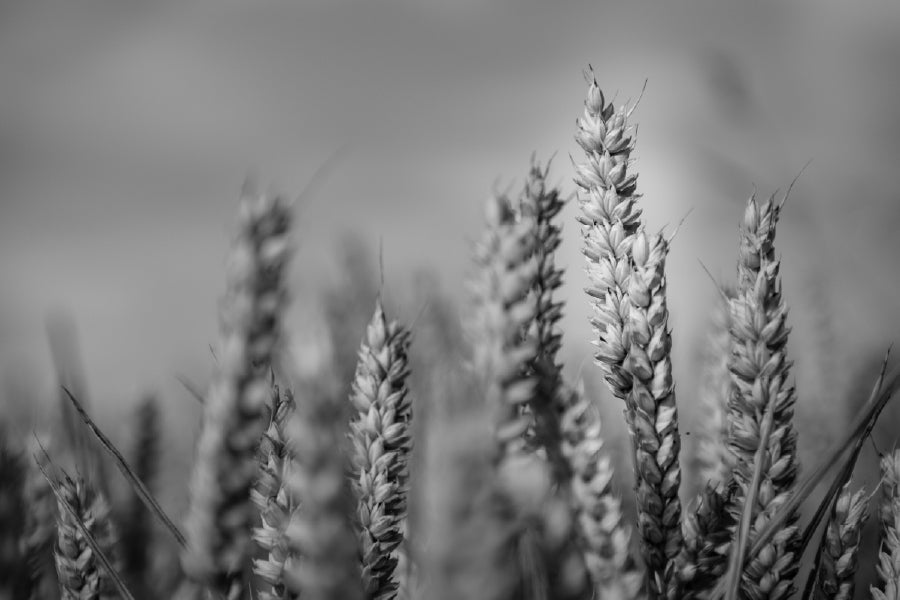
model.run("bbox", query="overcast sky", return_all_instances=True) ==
[1,0,899,437]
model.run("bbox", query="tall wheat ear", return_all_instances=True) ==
[724,192,800,600]
[465,190,590,600]
[182,188,292,599]
[574,68,643,404]
[873,449,900,600]
[348,299,413,600]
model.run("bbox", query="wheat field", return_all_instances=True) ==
[0,68,898,600]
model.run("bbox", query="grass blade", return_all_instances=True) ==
[62,386,187,548]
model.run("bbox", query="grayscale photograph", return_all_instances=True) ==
[1,1,899,599]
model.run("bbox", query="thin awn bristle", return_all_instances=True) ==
[181,190,292,599]
[725,192,800,600]
[348,300,413,600]
[623,230,683,598]
[575,69,643,403]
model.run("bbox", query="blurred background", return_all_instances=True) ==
[1,0,899,589]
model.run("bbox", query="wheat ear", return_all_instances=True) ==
[675,481,736,599]
[726,193,800,600]
[575,69,643,402]
[182,190,292,598]
[348,299,413,600]
[51,471,123,599]
[282,376,363,600]
[693,288,736,490]
[874,450,900,600]
[558,383,643,599]
[516,157,571,479]
[621,230,683,597]
[251,384,295,600]
[469,193,539,460]
[813,483,868,600]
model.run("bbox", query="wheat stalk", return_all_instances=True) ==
[575,69,643,403]
[122,395,161,596]
[725,192,800,600]
[182,190,292,598]
[814,483,868,600]
[558,383,643,599]
[348,299,413,600]
[620,230,683,598]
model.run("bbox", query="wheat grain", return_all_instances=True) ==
[348,299,413,600]
[814,483,868,600]
[182,190,292,599]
